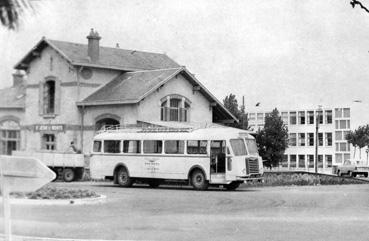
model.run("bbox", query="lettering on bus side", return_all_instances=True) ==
[144,160,160,173]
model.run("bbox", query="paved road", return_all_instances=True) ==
[1,182,369,241]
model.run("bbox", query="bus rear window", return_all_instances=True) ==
[123,140,141,153]
[165,140,184,154]
[143,140,162,154]
[230,139,247,156]
[104,140,121,153]
[245,139,258,155]
[187,140,207,154]
[93,140,102,152]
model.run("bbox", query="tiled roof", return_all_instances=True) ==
[15,38,180,71]
[77,66,238,123]
[79,68,183,105]
[0,85,25,109]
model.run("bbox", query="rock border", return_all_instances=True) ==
[0,195,106,206]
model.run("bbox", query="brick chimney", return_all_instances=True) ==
[86,28,101,62]
[12,70,24,87]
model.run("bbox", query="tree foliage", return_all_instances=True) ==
[223,93,249,130]
[350,0,369,13]
[345,125,369,159]
[0,0,32,30]
[255,108,288,168]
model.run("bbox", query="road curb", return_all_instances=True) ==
[0,195,106,206]
[0,234,143,241]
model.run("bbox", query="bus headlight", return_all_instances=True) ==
[227,157,232,171]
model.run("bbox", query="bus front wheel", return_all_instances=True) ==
[116,167,133,187]
[191,169,208,190]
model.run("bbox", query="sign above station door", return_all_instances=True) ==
[34,124,65,132]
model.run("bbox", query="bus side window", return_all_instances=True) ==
[143,140,162,154]
[165,140,184,154]
[187,140,207,154]
[123,140,141,153]
[93,140,102,152]
[104,140,121,153]
[210,140,226,154]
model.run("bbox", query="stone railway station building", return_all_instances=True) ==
[0,30,237,156]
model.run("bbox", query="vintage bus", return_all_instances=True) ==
[90,126,263,190]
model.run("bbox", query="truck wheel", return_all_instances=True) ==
[74,168,85,181]
[116,167,133,187]
[191,169,208,190]
[225,181,241,191]
[364,173,368,178]
[63,168,75,182]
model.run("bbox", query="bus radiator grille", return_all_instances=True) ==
[246,158,259,174]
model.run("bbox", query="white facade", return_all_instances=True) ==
[248,107,351,173]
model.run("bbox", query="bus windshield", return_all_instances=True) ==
[230,138,247,156]
[245,138,258,156]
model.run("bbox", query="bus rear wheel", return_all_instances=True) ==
[191,169,208,190]
[116,167,133,187]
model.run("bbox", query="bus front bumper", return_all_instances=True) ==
[236,174,263,182]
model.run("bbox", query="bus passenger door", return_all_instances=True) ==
[225,146,233,181]
[210,140,226,182]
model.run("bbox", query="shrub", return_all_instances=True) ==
[249,172,368,186]
[10,185,99,200]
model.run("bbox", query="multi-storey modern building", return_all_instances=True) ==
[248,107,351,173]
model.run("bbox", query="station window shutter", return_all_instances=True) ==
[38,82,44,115]
[54,79,61,115]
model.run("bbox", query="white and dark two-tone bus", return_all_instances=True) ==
[90,126,263,190]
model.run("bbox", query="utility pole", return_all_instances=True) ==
[315,106,322,173]
[315,114,319,173]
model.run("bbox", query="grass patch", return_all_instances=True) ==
[10,185,99,199]
[249,172,369,186]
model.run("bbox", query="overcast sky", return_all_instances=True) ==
[1,0,369,114]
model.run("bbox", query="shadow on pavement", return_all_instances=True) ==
[90,183,259,192]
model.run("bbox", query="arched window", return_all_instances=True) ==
[95,114,121,131]
[160,95,191,122]
[39,76,60,116]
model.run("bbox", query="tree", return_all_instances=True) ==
[223,94,240,118]
[345,125,369,159]
[223,93,249,130]
[350,0,369,13]
[0,0,32,30]
[255,108,288,168]
[345,130,358,158]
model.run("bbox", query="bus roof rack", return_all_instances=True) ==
[138,127,193,133]
[96,124,194,134]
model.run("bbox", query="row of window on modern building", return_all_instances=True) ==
[249,108,350,126]
[281,154,333,169]
[288,132,350,151]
